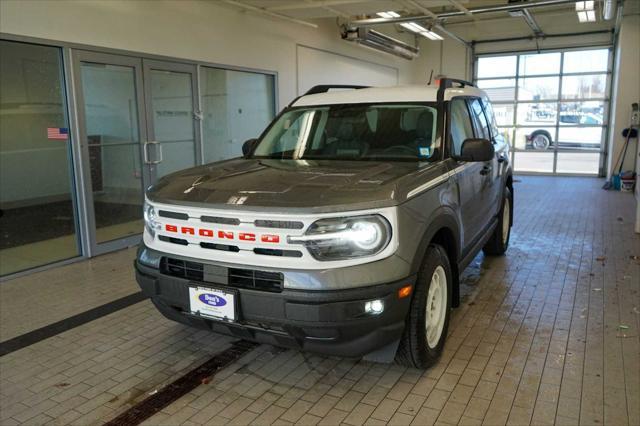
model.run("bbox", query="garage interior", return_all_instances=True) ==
[0,0,639,425]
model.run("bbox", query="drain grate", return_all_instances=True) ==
[103,340,257,426]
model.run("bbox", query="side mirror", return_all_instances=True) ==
[242,138,258,157]
[457,138,494,162]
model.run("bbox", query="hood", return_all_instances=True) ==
[147,158,444,213]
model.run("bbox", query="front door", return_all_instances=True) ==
[449,97,485,248]
[73,53,201,255]
[73,51,150,255]
[142,60,200,182]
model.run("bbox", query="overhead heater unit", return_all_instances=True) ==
[341,27,419,60]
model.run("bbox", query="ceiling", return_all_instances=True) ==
[221,0,618,43]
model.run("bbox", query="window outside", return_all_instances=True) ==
[475,48,610,175]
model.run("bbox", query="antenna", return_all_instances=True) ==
[427,69,434,85]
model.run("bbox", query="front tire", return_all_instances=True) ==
[483,187,512,255]
[396,244,452,369]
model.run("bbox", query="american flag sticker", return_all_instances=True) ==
[47,127,69,140]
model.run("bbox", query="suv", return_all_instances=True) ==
[135,79,513,369]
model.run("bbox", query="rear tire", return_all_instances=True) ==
[483,187,512,256]
[396,244,452,369]
[531,132,551,150]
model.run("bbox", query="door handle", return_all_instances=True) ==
[144,141,163,165]
[480,165,492,175]
[497,154,507,163]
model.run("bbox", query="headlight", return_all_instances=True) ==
[288,215,391,261]
[143,201,160,238]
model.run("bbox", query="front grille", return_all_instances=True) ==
[254,219,304,229]
[162,258,204,281]
[159,235,188,246]
[229,268,284,292]
[159,210,189,220]
[160,257,283,292]
[201,215,240,225]
[200,242,240,252]
[254,248,302,258]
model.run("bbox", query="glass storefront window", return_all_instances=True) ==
[201,67,275,163]
[0,40,80,276]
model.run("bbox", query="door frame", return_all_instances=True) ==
[71,50,150,256]
[142,59,202,184]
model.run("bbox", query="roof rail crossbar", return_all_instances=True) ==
[303,85,370,96]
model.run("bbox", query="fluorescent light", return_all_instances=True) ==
[577,10,596,22]
[400,22,428,33]
[576,1,596,22]
[421,31,443,40]
[377,11,400,18]
[576,1,595,11]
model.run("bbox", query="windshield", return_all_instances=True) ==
[251,103,439,161]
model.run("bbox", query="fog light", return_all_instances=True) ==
[364,299,385,315]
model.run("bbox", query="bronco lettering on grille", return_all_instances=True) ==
[164,224,280,243]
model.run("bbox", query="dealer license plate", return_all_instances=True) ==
[188,286,236,321]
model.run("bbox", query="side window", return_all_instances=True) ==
[450,98,475,156]
[469,98,491,140]
[481,98,500,140]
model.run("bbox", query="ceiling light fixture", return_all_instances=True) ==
[400,22,443,41]
[576,1,596,22]
[376,11,400,19]
[376,11,442,42]
[342,26,419,60]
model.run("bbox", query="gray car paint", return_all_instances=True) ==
[142,96,512,292]
[146,158,447,214]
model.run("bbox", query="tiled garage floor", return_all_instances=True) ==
[1,176,638,426]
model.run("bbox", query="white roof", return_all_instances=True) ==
[292,84,487,107]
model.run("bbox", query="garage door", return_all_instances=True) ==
[475,48,612,176]
[297,45,398,95]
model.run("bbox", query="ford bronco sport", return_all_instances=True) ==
[135,79,513,368]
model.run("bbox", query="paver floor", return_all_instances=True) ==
[1,176,638,425]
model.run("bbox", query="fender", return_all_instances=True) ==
[409,206,462,307]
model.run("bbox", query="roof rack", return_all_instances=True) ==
[288,85,370,107]
[436,78,476,104]
[303,85,370,96]
[437,78,475,89]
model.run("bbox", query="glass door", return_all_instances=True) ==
[142,60,200,181]
[73,51,149,255]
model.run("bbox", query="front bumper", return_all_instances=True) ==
[135,246,415,358]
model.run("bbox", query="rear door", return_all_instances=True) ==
[468,98,498,227]
[449,97,484,249]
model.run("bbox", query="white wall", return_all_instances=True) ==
[607,12,640,177]
[0,0,421,108]
[412,38,471,82]
[296,45,399,94]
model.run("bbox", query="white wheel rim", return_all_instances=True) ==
[502,197,510,245]
[426,266,447,349]
[533,135,548,149]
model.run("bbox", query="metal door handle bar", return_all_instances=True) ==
[144,141,163,165]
